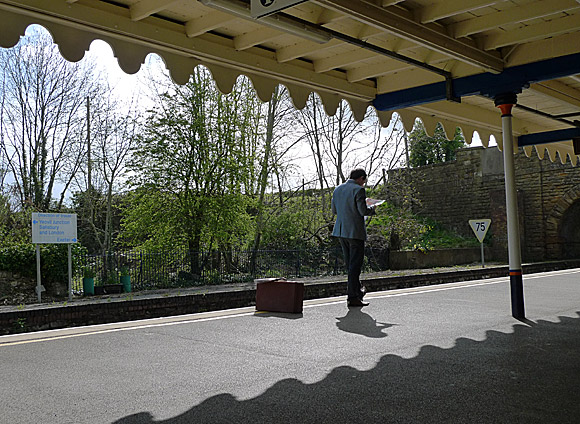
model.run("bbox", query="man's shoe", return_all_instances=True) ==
[347,299,369,307]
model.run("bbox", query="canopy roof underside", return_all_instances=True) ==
[1,0,580,164]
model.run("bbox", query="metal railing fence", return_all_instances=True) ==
[75,246,389,293]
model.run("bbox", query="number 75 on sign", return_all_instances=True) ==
[469,219,491,243]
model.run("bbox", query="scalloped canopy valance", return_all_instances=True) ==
[1,0,579,165]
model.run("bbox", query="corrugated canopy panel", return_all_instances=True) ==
[1,0,579,165]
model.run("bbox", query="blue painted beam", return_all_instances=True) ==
[518,128,580,147]
[373,52,580,111]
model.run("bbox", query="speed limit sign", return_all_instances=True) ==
[469,219,491,268]
[469,219,491,243]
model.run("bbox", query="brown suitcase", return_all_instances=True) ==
[255,278,304,313]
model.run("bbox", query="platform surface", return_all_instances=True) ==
[1,268,579,423]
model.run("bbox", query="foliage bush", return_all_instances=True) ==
[259,194,331,250]
[0,243,88,283]
[0,200,30,246]
[82,267,96,279]
[369,170,478,251]
[410,219,480,251]
[0,244,35,277]
[367,203,479,251]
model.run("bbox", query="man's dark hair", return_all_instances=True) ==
[349,169,367,180]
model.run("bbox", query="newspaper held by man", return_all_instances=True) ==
[366,198,385,208]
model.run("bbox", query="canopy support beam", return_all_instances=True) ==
[518,127,580,147]
[495,93,525,320]
[373,52,580,111]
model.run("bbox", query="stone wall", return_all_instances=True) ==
[387,147,580,262]
[0,270,69,304]
[4,260,579,334]
[389,247,491,270]
[0,271,38,305]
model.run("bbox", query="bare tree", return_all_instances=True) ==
[325,102,373,186]
[250,85,305,258]
[351,113,408,181]
[295,96,383,187]
[294,94,331,191]
[82,95,138,253]
[293,95,377,222]
[294,97,407,186]
[0,83,7,194]
[0,26,104,211]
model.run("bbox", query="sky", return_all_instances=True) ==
[85,36,494,151]
[86,39,156,109]
[2,25,495,205]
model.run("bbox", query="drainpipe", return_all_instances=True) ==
[495,93,525,319]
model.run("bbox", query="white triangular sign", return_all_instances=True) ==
[469,219,491,243]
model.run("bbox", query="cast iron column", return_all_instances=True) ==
[495,93,525,319]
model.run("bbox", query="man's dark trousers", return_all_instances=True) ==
[339,237,365,301]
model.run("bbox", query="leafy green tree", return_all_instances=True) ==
[121,68,260,273]
[0,195,29,245]
[408,120,465,167]
[119,188,188,251]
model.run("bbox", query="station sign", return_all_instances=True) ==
[32,213,77,244]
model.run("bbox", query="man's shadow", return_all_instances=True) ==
[336,307,395,338]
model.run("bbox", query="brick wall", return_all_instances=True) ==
[387,147,580,262]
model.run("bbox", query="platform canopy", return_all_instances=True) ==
[2,0,580,164]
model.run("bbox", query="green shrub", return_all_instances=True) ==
[0,243,88,283]
[0,244,36,277]
[411,220,480,251]
[82,267,96,278]
[367,204,480,251]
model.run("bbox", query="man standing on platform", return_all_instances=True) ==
[331,169,376,307]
